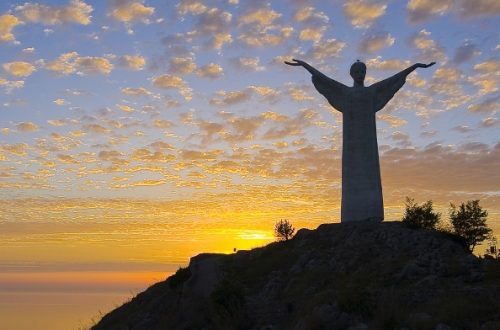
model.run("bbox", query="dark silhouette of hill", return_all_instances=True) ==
[92,221,500,329]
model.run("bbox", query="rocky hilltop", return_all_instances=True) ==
[92,221,500,330]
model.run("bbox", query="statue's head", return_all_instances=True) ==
[350,60,366,84]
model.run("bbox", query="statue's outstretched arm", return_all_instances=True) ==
[284,59,346,89]
[397,62,436,79]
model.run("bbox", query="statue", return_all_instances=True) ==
[285,59,435,222]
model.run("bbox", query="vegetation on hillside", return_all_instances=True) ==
[402,197,494,254]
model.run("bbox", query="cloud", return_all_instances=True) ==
[0,14,22,43]
[196,63,224,79]
[452,125,472,133]
[249,86,280,103]
[109,0,155,23]
[2,143,28,156]
[377,113,408,128]
[238,26,293,47]
[209,33,233,50]
[0,78,25,93]
[45,52,113,75]
[121,87,151,96]
[474,60,499,73]
[261,111,289,122]
[407,0,453,23]
[306,38,346,61]
[83,124,110,134]
[152,119,173,129]
[76,56,113,74]
[223,116,265,142]
[131,148,175,162]
[409,29,447,62]
[16,0,93,25]
[480,117,498,128]
[98,150,123,161]
[293,6,329,24]
[152,74,192,100]
[458,0,500,18]
[117,104,134,112]
[343,0,387,28]
[453,41,480,64]
[177,0,207,15]
[16,122,39,132]
[194,120,226,145]
[238,6,282,28]
[2,62,36,77]
[390,131,411,147]
[168,56,197,75]
[381,142,500,193]
[358,32,395,53]
[57,153,79,164]
[263,108,318,140]
[47,119,69,126]
[194,7,232,35]
[209,90,251,106]
[366,56,410,71]
[118,55,146,70]
[299,27,326,42]
[468,95,500,113]
[45,52,79,75]
[286,84,315,102]
[53,98,67,105]
[230,57,265,72]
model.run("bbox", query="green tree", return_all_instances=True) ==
[401,197,441,229]
[274,219,295,241]
[450,200,491,252]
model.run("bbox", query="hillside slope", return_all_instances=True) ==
[92,221,500,330]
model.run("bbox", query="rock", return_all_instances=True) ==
[312,303,340,324]
[435,323,451,330]
[348,323,369,330]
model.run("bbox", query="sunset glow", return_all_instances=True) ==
[0,0,499,329]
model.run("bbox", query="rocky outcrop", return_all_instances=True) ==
[92,221,500,330]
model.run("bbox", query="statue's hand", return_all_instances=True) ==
[284,59,307,67]
[416,62,436,68]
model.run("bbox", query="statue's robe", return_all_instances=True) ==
[312,72,406,222]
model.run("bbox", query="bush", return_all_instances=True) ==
[450,200,491,252]
[274,219,295,241]
[401,197,441,229]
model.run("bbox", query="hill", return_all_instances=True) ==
[92,221,500,329]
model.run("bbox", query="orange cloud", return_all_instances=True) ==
[358,32,395,53]
[16,122,39,132]
[16,0,93,25]
[110,1,155,23]
[196,63,224,79]
[3,61,36,77]
[118,55,146,70]
[0,14,21,43]
[343,0,387,28]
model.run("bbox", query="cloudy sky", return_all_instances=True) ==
[0,0,499,327]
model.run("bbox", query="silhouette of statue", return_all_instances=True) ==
[285,59,435,222]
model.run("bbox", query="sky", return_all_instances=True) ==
[0,0,499,329]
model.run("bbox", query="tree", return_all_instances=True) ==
[450,200,491,252]
[401,197,441,229]
[274,219,295,241]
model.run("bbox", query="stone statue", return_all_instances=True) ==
[285,59,435,222]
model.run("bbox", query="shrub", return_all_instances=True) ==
[274,219,295,241]
[450,200,491,252]
[401,197,441,229]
